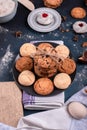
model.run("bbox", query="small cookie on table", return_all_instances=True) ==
[43,0,63,8]
[71,7,86,19]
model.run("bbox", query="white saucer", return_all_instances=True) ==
[27,7,62,32]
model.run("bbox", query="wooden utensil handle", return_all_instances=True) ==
[18,0,35,11]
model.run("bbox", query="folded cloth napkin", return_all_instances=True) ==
[1,86,87,130]
[0,82,23,127]
[17,86,87,130]
[23,90,64,110]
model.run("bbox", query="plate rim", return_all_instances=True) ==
[27,7,62,32]
[12,41,76,96]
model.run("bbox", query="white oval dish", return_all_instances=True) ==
[27,7,62,32]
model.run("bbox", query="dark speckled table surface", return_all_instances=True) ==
[0,0,87,115]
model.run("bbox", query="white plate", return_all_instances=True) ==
[27,7,62,32]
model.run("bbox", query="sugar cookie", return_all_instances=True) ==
[55,45,70,59]
[71,7,86,19]
[18,70,35,86]
[54,73,71,89]
[20,43,36,57]
[44,0,63,8]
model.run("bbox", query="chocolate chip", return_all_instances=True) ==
[46,55,49,58]
[34,63,37,66]
[48,65,50,68]
[43,49,46,51]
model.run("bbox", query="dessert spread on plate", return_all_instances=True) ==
[27,7,62,32]
[36,12,54,25]
[0,0,15,17]
[14,42,76,96]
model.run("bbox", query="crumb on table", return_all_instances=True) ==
[15,31,22,37]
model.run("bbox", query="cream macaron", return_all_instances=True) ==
[18,70,35,86]
[53,73,71,89]
[20,43,36,57]
[55,45,70,59]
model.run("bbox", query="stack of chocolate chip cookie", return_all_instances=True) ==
[34,43,58,77]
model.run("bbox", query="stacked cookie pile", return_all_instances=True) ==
[15,42,76,96]
[34,43,58,78]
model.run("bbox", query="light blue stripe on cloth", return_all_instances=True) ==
[0,123,15,130]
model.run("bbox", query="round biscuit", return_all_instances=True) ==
[71,7,86,19]
[15,56,33,72]
[54,73,71,89]
[55,45,70,59]
[58,58,76,74]
[34,78,54,95]
[18,70,35,86]
[20,43,36,57]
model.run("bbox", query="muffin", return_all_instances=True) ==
[15,56,33,72]
[20,43,36,57]
[54,73,71,89]
[57,58,76,74]
[71,7,86,19]
[34,78,54,95]
[44,0,63,8]
[18,70,35,86]
[55,45,70,59]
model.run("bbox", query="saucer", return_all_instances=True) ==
[27,7,62,32]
